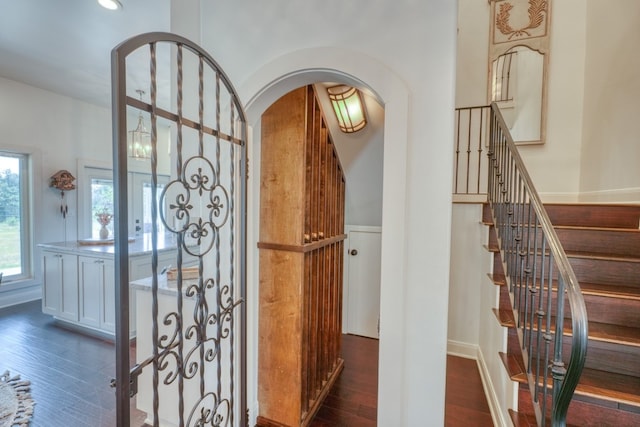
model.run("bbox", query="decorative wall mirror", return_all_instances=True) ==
[488,0,550,144]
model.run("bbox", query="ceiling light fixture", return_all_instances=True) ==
[98,0,123,10]
[327,85,367,133]
[129,90,151,159]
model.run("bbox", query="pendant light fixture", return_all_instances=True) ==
[327,85,367,133]
[129,90,151,159]
[98,0,122,10]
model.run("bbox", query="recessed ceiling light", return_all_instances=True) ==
[98,0,123,10]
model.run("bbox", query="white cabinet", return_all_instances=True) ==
[41,251,117,336]
[40,243,189,338]
[78,256,115,332]
[42,251,78,321]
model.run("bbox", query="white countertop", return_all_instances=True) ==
[38,233,180,257]
[130,274,199,296]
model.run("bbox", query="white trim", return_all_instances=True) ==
[452,194,488,204]
[477,348,508,427]
[0,286,41,310]
[447,339,477,359]
[345,224,382,233]
[537,191,580,203]
[578,187,640,204]
[240,47,410,426]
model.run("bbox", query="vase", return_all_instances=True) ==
[99,224,109,239]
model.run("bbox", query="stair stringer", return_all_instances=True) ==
[479,250,519,427]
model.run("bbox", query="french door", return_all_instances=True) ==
[110,32,247,427]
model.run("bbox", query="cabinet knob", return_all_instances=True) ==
[350,249,358,256]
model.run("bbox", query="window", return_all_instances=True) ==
[91,177,114,239]
[80,164,168,239]
[0,152,31,284]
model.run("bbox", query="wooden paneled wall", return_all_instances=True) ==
[257,86,346,427]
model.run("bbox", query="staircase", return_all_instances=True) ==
[485,203,640,426]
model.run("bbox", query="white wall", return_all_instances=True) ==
[579,0,640,203]
[0,77,112,307]
[456,0,587,201]
[171,1,458,425]
[319,89,385,227]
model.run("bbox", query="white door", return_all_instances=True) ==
[346,227,382,338]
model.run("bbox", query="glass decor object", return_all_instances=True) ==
[129,90,152,159]
[327,85,367,133]
[96,211,113,239]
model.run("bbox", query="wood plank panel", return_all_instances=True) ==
[259,85,346,426]
[258,249,305,426]
[260,87,307,246]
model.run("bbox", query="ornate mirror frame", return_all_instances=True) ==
[488,0,551,145]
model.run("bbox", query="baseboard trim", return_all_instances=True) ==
[578,187,640,204]
[0,286,41,310]
[476,349,508,427]
[447,339,477,359]
[538,192,580,203]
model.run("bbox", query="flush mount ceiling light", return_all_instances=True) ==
[327,85,367,133]
[129,90,151,159]
[98,0,122,10]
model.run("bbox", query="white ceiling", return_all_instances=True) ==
[0,0,170,107]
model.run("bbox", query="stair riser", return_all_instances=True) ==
[565,293,640,329]
[517,331,640,379]
[498,251,640,288]
[578,339,640,378]
[569,257,640,287]
[518,385,640,426]
[488,225,640,259]
[513,284,640,329]
[485,203,640,229]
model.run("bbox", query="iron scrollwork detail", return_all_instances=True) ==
[160,155,230,257]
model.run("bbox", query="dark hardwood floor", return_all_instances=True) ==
[0,301,493,426]
[0,300,146,426]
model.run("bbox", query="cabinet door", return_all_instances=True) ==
[42,251,78,320]
[59,253,79,321]
[78,256,103,328]
[42,251,62,316]
[101,258,116,332]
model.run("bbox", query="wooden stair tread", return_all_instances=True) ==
[508,409,581,427]
[508,409,538,427]
[501,351,640,408]
[488,273,640,301]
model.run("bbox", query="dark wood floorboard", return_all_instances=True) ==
[309,335,494,427]
[0,300,146,427]
[1,303,493,426]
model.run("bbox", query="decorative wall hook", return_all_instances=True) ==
[50,170,76,218]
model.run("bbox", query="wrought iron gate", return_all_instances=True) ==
[110,33,247,426]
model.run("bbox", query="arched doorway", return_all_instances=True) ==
[239,48,410,426]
